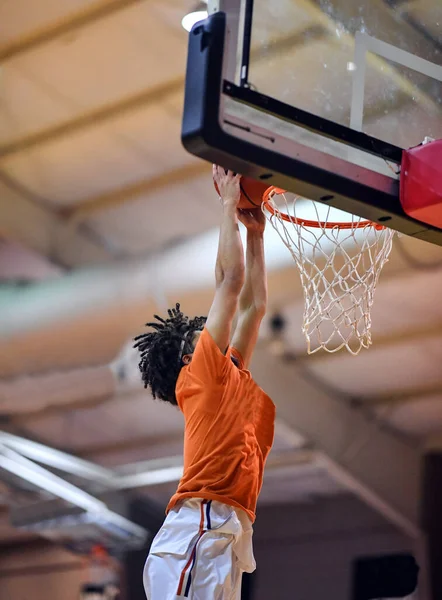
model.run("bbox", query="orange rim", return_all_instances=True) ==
[262,187,384,230]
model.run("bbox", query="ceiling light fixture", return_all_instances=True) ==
[182,2,208,33]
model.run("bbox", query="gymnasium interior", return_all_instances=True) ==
[1,1,442,599]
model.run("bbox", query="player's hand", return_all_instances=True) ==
[213,165,241,207]
[237,207,266,234]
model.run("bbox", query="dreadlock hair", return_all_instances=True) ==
[133,303,207,406]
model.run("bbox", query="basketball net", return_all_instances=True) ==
[262,188,395,355]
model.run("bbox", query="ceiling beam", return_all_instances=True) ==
[371,322,442,351]
[1,427,312,490]
[0,77,184,160]
[362,383,442,407]
[0,445,107,513]
[0,443,149,547]
[0,436,315,519]
[110,448,316,490]
[274,316,442,363]
[6,299,442,424]
[5,394,112,424]
[0,364,116,418]
[0,0,436,187]
[75,432,184,460]
[251,345,423,539]
[1,8,432,168]
[0,0,144,62]
[0,26,324,161]
[0,432,115,483]
[3,387,140,426]
[425,433,442,451]
[65,162,211,222]
[0,178,110,266]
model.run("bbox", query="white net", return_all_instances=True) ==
[263,189,395,355]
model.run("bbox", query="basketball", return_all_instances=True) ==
[214,175,269,210]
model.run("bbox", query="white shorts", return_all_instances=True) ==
[143,498,256,600]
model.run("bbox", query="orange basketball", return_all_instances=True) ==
[214,175,269,209]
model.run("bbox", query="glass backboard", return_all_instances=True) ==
[181,0,442,245]
[248,0,442,149]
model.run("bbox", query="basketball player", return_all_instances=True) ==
[134,165,275,599]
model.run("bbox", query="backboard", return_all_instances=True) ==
[182,0,442,245]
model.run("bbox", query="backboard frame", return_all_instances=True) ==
[181,0,442,245]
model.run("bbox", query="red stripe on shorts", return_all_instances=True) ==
[176,501,207,596]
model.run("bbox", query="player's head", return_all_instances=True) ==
[133,303,206,406]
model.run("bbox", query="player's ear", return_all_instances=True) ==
[182,354,192,365]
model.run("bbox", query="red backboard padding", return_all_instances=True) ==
[400,139,442,229]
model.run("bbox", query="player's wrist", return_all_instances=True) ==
[246,227,265,237]
[223,199,239,213]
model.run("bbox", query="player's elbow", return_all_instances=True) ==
[216,266,245,292]
[252,302,267,319]
[240,302,266,321]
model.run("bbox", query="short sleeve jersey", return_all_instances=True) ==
[166,328,275,523]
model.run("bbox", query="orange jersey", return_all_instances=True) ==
[167,328,275,523]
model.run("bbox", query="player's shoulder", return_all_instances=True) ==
[192,328,232,369]
[198,327,226,353]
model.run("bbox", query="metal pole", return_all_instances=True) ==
[240,0,254,87]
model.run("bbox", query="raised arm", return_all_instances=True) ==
[231,208,267,368]
[205,166,245,352]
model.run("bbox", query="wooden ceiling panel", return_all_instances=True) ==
[307,335,442,397]
[20,392,185,452]
[383,395,442,438]
[1,124,154,207]
[1,2,187,146]
[406,1,442,40]
[0,94,190,210]
[0,0,94,46]
[103,97,190,173]
[259,464,346,505]
[369,268,442,338]
[85,170,218,255]
[138,462,346,510]
[0,64,73,146]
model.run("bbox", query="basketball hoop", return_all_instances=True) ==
[262,187,395,355]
